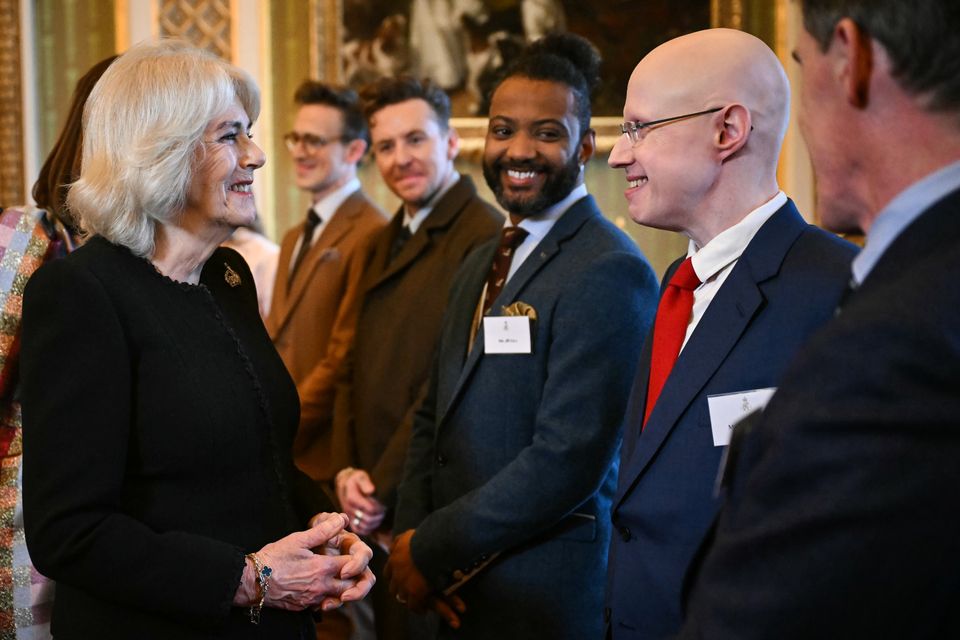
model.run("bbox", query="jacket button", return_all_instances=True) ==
[618,525,632,542]
[436,454,446,466]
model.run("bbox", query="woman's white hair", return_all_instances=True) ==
[67,39,260,258]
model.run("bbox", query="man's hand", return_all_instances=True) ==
[428,592,466,630]
[385,529,432,611]
[386,529,466,629]
[335,468,387,535]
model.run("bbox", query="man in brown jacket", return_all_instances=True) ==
[266,81,387,484]
[330,76,502,638]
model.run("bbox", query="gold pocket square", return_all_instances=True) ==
[501,301,537,320]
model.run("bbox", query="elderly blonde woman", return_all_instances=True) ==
[19,40,374,639]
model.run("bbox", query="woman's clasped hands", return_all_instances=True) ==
[235,512,375,613]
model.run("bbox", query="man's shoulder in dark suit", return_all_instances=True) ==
[678,189,960,639]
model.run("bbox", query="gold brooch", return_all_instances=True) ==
[224,263,241,287]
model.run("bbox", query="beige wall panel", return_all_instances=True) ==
[268,1,312,240]
[34,0,115,160]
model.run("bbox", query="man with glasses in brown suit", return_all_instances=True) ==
[267,81,386,490]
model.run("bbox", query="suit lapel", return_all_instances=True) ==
[616,262,676,471]
[616,201,808,507]
[370,214,430,287]
[435,240,498,415]
[367,176,478,292]
[272,193,363,334]
[438,196,600,425]
[363,212,403,291]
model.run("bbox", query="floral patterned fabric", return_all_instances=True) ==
[0,207,58,640]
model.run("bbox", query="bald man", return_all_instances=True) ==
[677,1,960,636]
[604,29,857,639]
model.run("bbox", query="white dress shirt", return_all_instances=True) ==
[681,190,787,352]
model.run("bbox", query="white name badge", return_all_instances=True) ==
[483,316,532,354]
[707,387,777,447]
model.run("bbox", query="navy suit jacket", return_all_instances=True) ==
[678,188,960,639]
[395,195,658,639]
[606,201,857,639]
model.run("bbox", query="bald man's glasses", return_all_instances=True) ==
[620,107,723,145]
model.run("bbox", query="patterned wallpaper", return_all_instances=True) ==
[0,0,23,205]
[159,0,231,59]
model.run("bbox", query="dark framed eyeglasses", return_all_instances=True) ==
[283,131,347,152]
[620,107,724,145]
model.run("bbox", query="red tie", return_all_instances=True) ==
[643,257,701,428]
[483,226,529,315]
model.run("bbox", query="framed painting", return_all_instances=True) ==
[311,0,780,151]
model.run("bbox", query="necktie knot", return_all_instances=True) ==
[499,226,529,254]
[669,257,700,291]
[482,225,530,315]
[389,224,413,263]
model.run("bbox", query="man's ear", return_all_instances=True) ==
[344,138,368,164]
[715,104,751,162]
[833,17,873,108]
[578,128,596,166]
[446,126,461,161]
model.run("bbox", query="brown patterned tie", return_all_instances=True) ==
[482,226,529,315]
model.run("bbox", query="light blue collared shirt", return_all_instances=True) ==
[852,160,960,285]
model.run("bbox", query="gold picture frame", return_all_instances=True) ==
[310,0,781,153]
